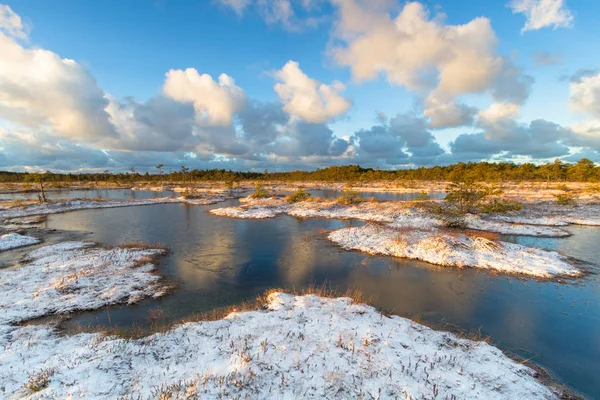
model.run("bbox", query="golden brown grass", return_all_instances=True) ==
[117,241,169,251]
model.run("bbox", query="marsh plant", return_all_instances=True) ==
[553,192,576,206]
[286,189,312,203]
[24,369,54,393]
[337,183,364,205]
[250,182,271,199]
[444,180,501,214]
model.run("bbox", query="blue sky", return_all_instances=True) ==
[0,0,599,171]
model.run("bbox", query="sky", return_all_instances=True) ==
[0,0,599,172]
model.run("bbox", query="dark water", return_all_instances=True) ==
[0,189,175,201]
[37,201,600,398]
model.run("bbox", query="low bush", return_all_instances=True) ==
[337,185,364,205]
[553,193,576,205]
[250,183,270,199]
[286,189,312,203]
[480,199,523,214]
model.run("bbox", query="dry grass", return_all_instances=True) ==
[93,284,371,340]
[24,368,54,393]
[117,241,169,251]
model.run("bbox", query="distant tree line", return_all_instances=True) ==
[1,158,598,184]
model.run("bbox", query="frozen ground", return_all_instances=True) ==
[0,233,40,251]
[210,198,575,237]
[0,242,169,325]
[0,193,233,220]
[0,287,560,399]
[328,225,581,278]
[0,241,564,398]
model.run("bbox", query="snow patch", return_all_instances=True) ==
[328,225,580,278]
[0,293,559,399]
[463,214,571,237]
[0,242,168,325]
[0,233,40,251]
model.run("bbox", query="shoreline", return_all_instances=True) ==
[0,242,574,398]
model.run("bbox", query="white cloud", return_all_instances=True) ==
[569,72,600,119]
[215,0,326,31]
[214,0,252,15]
[331,1,531,115]
[274,60,351,123]
[163,68,246,126]
[0,17,116,141]
[0,4,27,39]
[509,0,573,32]
[424,98,476,129]
[478,102,521,124]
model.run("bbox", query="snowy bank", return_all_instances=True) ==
[328,225,581,278]
[0,233,40,251]
[0,242,169,325]
[210,199,574,237]
[0,193,233,220]
[463,215,571,237]
[0,292,561,399]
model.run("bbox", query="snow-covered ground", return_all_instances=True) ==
[0,289,560,399]
[328,225,581,278]
[0,242,169,325]
[0,193,233,220]
[463,215,571,237]
[0,233,40,251]
[0,241,565,398]
[210,198,575,237]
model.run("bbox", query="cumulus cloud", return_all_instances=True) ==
[0,4,27,39]
[424,98,477,129]
[0,11,116,142]
[163,69,246,126]
[508,0,573,33]
[331,0,532,128]
[478,102,521,125]
[451,106,572,160]
[353,112,445,167]
[569,71,600,119]
[274,60,351,123]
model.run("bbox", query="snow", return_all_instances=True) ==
[210,200,574,237]
[0,233,40,251]
[0,194,232,220]
[0,290,559,399]
[210,204,289,219]
[0,242,169,325]
[463,214,571,237]
[328,225,581,278]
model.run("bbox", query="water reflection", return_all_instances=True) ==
[38,203,600,398]
[0,189,175,201]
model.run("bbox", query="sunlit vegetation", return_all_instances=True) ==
[286,189,312,203]
[250,183,271,199]
[336,184,364,205]
[1,158,598,184]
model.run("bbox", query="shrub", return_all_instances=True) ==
[286,189,312,203]
[337,187,364,205]
[586,184,600,194]
[480,199,523,214]
[413,191,430,201]
[553,193,576,206]
[444,180,501,214]
[250,183,270,199]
